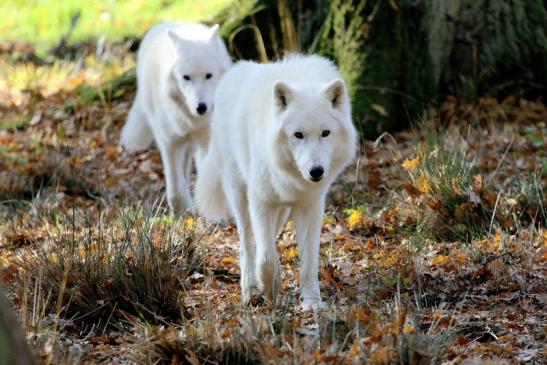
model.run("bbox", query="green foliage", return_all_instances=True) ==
[319,0,367,134]
[77,69,136,104]
[0,115,31,132]
[0,0,235,54]
[217,0,264,39]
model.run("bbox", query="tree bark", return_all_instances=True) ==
[0,285,36,365]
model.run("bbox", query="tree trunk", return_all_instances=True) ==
[0,285,36,365]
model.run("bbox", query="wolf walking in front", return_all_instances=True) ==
[196,55,357,310]
[120,22,232,214]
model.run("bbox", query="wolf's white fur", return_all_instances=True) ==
[120,22,231,214]
[195,55,357,309]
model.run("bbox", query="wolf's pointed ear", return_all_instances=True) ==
[208,24,222,51]
[168,30,190,49]
[274,81,293,111]
[323,79,347,110]
[209,24,220,40]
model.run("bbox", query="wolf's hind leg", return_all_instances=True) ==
[119,98,154,151]
[158,139,192,216]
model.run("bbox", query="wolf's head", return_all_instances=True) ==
[168,25,231,118]
[272,78,356,185]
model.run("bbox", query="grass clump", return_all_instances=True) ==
[13,203,202,329]
[395,125,486,243]
[127,304,445,365]
[391,122,545,245]
[129,321,263,365]
[320,0,367,125]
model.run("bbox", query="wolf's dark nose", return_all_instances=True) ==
[197,103,207,115]
[309,166,324,181]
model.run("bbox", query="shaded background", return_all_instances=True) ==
[216,0,547,135]
[2,0,545,137]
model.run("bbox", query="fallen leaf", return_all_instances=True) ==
[220,257,237,267]
[284,246,299,259]
[403,156,420,170]
[417,174,431,194]
[431,254,450,266]
[347,209,364,230]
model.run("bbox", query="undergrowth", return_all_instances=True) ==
[10,201,203,331]
[391,122,545,246]
[128,302,447,365]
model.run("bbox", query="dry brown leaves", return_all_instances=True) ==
[0,75,545,364]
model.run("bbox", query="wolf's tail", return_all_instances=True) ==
[195,143,229,222]
[119,98,154,151]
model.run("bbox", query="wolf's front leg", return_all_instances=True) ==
[192,127,209,173]
[293,196,326,310]
[223,176,257,305]
[249,195,281,304]
[175,141,194,214]
[158,140,192,215]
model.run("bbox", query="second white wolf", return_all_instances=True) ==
[196,55,357,310]
[119,22,232,214]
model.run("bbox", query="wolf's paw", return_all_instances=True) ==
[168,197,184,217]
[301,298,327,311]
[241,285,261,306]
[256,259,281,304]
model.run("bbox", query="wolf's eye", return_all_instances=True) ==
[321,130,331,137]
[205,73,213,79]
[294,132,304,139]
[183,75,191,81]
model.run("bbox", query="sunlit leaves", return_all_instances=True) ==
[347,209,364,230]
[402,156,420,170]
[431,254,450,266]
[219,257,237,267]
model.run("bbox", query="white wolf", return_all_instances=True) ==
[195,55,357,310]
[119,22,232,214]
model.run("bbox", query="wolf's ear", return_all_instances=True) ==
[274,81,294,111]
[207,24,222,51]
[323,79,347,110]
[209,24,220,40]
[168,30,190,49]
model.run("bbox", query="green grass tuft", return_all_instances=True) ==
[0,0,235,55]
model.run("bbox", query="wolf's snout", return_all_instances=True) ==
[309,165,324,182]
[197,103,207,115]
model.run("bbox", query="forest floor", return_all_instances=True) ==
[0,48,545,364]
